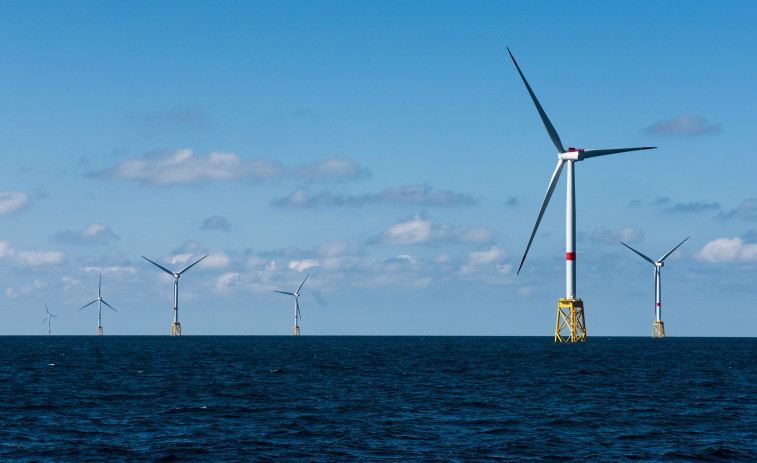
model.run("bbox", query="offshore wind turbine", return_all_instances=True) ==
[41,304,59,335]
[274,273,309,336]
[78,274,117,335]
[508,47,656,342]
[621,237,689,338]
[142,254,208,336]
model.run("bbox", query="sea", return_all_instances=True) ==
[0,336,754,462]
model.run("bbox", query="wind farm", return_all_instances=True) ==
[78,274,117,336]
[142,254,209,336]
[275,273,309,336]
[621,237,689,338]
[508,47,656,342]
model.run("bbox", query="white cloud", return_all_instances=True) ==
[375,215,496,245]
[170,253,193,266]
[695,237,757,263]
[288,259,320,272]
[378,216,433,244]
[0,241,64,267]
[62,276,81,290]
[215,272,239,292]
[5,287,18,298]
[271,184,476,208]
[0,191,29,216]
[98,149,284,186]
[203,253,230,269]
[720,199,757,221]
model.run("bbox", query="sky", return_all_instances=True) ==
[1,0,756,336]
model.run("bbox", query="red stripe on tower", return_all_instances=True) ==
[656,303,660,306]
[566,252,576,261]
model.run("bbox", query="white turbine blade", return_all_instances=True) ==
[579,147,656,160]
[274,291,295,296]
[658,236,690,263]
[102,299,117,312]
[296,297,302,321]
[620,241,655,265]
[142,256,176,276]
[45,304,50,315]
[507,47,565,154]
[41,317,48,326]
[517,159,565,275]
[297,273,310,294]
[78,299,98,311]
[177,254,209,275]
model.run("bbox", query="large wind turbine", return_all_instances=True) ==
[41,304,59,335]
[274,273,309,336]
[142,254,208,336]
[621,237,688,338]
[78,274,117,335]
[508,47,656,342]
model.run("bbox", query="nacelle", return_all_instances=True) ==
[559,148,584,161]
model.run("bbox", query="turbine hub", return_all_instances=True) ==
[559,149,583,161]
[656,261,664,267]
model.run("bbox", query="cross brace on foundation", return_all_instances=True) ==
[555,298,586,342]
[171,322,181,336]
[652,320,665,338]
[293,325,300,336]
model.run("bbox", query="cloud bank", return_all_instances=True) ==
[95,150,368,186]
[271,185,477,208]
[0,241,64,266]
[52,224,119,245]
[644,115,721,136]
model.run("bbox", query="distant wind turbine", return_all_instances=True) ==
[41,304,59,335]
[621,237,689,338]
[275,273,309,336]
[508,47,656,342]
[142,254,208,336]
[79,274,117,336]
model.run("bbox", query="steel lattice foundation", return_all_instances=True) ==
[652,320,665,338]
[555,298,586,342]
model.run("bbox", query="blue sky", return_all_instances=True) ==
[1,1,755,335]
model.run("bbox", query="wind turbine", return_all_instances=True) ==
[508,47,656,342]
[274,273,309,336]
[79,274,117,335]
[621,237,689,338]
[41,304,59,335]
[142,254,208,336]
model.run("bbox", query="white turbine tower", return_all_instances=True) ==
[275,273,309,336]
[508,47,656,342]
[41,304,59,335]
[621,237,689,338]
[142,254,208,336]
[78,274,117,336]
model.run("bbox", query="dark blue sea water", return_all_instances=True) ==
[0,336,755,462]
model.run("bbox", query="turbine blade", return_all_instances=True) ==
[517,159,565,275]
[79,300,98,311]
[620,241,655,265]
[297,273,310,294]
[45,304,50,315]
[142,256,176,276]
[177,254,209,275]
[507,47,565,154]
[274,291,295,296]
[579,147,656,160]
[102,299,117,312]
[41,317,48,326]
[98,274,102,296]
[296,298,302,321]
[658,236,690,262]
